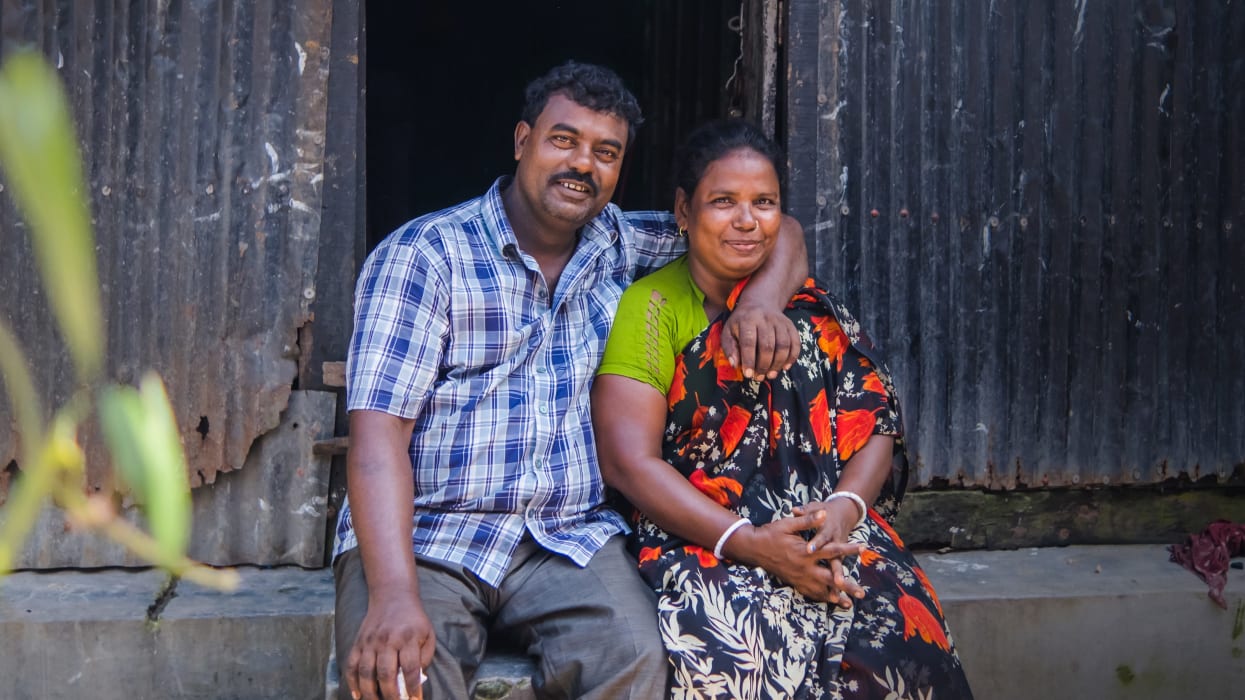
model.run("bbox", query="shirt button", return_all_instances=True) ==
[538,404,548,414]
[536,367,547,374]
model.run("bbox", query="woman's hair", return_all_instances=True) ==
[671,118,785,199]
[521,61,644,147]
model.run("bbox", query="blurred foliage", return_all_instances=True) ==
[0,51,235,589]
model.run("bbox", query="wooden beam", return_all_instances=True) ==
[321,361,346,388]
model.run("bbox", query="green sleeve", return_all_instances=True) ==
[598,281,678,395]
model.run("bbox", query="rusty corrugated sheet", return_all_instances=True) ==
[13,391,335,569]
[0,1,343,566]
[784,0,1244,489]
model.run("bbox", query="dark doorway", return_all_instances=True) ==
[365,1,748,249]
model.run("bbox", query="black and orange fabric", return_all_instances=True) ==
[624,279,974,699]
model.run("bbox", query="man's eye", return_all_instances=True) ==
[713,197,733,205]
[596,149,619,161]
[551,135,573,146]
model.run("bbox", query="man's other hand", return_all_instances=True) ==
[346,591,434,700]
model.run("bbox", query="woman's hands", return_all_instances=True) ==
[794,499,870,607]
[724,509,864,607]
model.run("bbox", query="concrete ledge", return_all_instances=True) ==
[921,545,1245,700]
[3,545,1242,699]
[0,567,334,700]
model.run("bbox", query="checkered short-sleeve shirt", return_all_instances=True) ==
[333,178,683,586]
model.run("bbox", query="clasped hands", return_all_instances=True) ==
[726,501,867,608]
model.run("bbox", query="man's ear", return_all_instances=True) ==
[674,187,690,229]
[514,121,531,161]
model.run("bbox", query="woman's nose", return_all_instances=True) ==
[735,205,757,230]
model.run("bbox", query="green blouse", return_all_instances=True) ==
[598,255,711,394]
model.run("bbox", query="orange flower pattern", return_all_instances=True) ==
[808,388,834,454]
[719,405,751,458]
[899,593,952,651]
[914,565,945,617]
[630,280,973,699]
[836,407,882,462]
[689,469,743,507]
[667,355,687,411]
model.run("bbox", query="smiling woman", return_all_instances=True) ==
[591,119,976,698]
[364,1,750,250]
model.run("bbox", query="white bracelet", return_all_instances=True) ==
[713,518,751,559]
[826,491,868,530]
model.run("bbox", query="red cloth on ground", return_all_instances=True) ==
[1168,520,1245,609]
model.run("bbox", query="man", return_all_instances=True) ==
[334,61,809,700]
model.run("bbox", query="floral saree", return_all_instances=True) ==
[628,282,974,700]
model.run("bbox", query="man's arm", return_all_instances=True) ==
[345,410,433,700]
[343,235,449,700]
[722,213,809,377]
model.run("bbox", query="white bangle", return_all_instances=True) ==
[713,518,751,559]
[826,491,868,530]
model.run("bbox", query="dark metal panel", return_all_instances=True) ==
[784,0,1245,489]
[0,1,346,565]
[12,390,335,568]
[184,390,335,567]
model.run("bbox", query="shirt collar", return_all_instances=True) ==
[480,177,521,259]
[480,176,621,260]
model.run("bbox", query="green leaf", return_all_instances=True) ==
[98,374,190,560]
[0,320,43,465]
[0,51,102,380]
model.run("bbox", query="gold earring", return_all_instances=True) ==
[677,226,687,237]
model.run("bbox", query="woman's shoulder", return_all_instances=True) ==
[622,254,694,303]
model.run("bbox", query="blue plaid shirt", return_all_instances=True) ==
[333,177,684,586]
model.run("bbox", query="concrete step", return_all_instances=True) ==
[2,545,1241,700]
[923,544,1245,700]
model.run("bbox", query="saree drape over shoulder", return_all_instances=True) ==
[603,269,973,700]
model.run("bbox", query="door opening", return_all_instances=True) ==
[365,1,751,249]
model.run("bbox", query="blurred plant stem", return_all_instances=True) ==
[0,51,234,591]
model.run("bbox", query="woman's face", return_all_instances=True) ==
[677,147,782,288]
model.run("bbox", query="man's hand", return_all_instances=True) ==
[722,213,807,378]
[346,589,434,700]
[721,304,801,379]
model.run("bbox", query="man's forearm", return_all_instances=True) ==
[740,213,809,308]
[350,456,419,594]
[346,410,420,595]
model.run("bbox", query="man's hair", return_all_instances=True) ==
[671,118,785,200]
[520,61,644,148]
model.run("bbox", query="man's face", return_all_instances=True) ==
[511,93,629,231]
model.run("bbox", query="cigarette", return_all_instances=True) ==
[396,667,428,700]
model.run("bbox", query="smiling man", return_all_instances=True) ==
[332,62,808,700]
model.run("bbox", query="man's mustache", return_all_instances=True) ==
[549,171,597,195]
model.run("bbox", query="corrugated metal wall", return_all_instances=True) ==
[783,0,1244,489]
[0,1,352,567]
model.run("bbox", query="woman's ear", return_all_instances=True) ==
[674,187,690,230]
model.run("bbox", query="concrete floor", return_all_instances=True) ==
[2,545,1242,700]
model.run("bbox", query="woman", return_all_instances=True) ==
[592,119,973,699]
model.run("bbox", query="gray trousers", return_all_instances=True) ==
[335,536,667,700]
